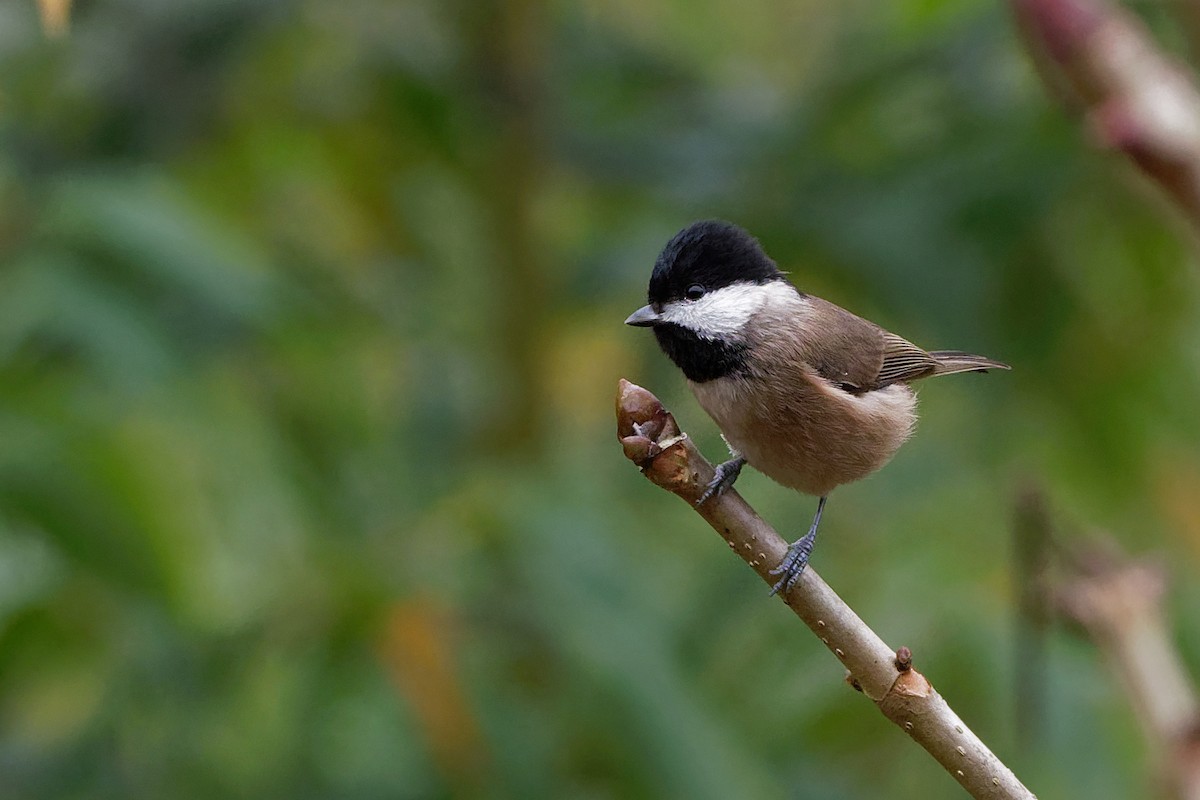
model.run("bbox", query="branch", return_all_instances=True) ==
[1011,0,1200,233]
[1052,537,1200,800]
[616,379,1037,800]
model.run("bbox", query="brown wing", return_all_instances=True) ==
[802,297,938,393]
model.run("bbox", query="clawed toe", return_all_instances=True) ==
[696,477,726,506]
[696,457,746,506]
[767,524,819,597]
[767,496,827,598]
[768,545,810,597]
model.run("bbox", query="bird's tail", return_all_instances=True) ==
[927,350,1011,377]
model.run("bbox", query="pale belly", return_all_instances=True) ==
[689,373,917,497]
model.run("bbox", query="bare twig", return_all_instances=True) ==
[1053,537,1200,800]
[616,379,1037,800]
[1011,0,1200,233]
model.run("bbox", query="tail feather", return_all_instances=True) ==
[927,350,1011,377]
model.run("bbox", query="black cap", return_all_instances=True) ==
[647,220,783,306]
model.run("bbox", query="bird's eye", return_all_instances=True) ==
[685,284,705,300]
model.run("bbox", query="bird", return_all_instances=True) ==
[625,220,1009,597]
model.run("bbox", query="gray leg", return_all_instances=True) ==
[769,495,827,597]
[696,456,747,506]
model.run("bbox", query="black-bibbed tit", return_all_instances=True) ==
[626,220,1009,597]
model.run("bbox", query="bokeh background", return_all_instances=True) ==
[2,0,1200,797]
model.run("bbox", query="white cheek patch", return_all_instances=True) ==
[659,280,794,339]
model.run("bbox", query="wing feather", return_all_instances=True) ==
[876,333,939,386]
[798,297,1003,393]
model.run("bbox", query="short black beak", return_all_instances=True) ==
[624,305,662,327]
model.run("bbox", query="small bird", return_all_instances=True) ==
[626,220,1009,596]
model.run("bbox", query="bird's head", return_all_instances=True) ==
[625,220,791,381]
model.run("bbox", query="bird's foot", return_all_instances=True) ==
[696,457,747,506]
[769,528,817,597]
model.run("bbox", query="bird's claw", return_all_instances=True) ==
[768,531,816,597]
[696,457,746,506]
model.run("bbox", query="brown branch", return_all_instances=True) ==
[1012,0,1200,232]
[616,379,1037,800]
[1053,537,1200,800]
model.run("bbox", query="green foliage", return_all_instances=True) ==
[1,0,1198,797]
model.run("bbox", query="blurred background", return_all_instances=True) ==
[2,0,1200,797]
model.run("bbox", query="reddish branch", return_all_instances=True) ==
[617,379,1037,800]
[1012,0,1200,230]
